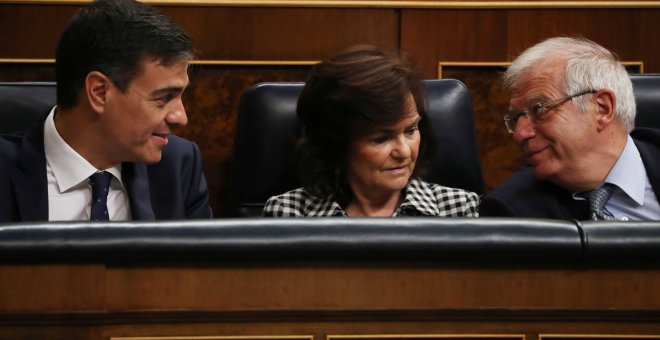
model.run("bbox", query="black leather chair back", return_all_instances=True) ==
[630,74,660,129]
[232,79,485,216]
[0,218,583,263]
[0,82,56,134]
[5,218,660,263]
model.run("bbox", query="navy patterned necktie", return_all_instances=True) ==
[587,183,615,221]
[89,171,113,221]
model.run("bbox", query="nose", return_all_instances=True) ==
[391,135,412,159]
[512,116,535,145]
[166,99,188,127]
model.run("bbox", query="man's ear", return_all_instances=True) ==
[594,89,617,131]
[85,71,110,114]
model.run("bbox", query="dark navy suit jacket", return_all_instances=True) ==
[0,119,212,222]
[479,128,660,220]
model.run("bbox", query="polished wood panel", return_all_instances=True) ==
[0,4,78,58]
[402,9,509,76]
[160,7,399,60]
[0,5,399,61]
[0,264,106,312]
[2,263,660,338]
[0,61,54,80]
[103,266,660,310]
[4,265,660,312]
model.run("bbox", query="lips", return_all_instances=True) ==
[523,145,550,163]
[521,139,544,155]
[383,164,410,174]
[151,133,169,146]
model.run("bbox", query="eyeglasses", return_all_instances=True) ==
[503,89,597,133]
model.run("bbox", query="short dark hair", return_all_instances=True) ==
[295,45,433,205]
[55,0,193,108]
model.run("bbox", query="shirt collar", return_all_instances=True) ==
[304,195,346,217]
[44,107,124,193]
[604,135,646,206]
[397,178,441,216]
[308,179,440,217]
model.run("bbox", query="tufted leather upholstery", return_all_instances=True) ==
[630,74,660,129]
[0,82,56,134]
[231,79,484,216]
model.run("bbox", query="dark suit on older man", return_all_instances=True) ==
[0,118,212,222]
[479,128,660,219]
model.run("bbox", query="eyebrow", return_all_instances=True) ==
[509,95,551,111]
[373,115,422,134]
[521,94,553,107]
[146,86,186,100]
[409,115,422,126]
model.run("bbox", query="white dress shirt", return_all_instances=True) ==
[43,107,131,221]
[573,135,660,221]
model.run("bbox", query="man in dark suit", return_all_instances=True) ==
[480,37,660,221]
[0,0,212,221]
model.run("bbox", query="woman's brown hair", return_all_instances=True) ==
[295,45,434,206]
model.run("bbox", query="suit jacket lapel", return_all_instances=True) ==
[559,196,590,220]
[122,162,156,220]
[551,182,590,220]
[634,134,660,203]
[12,122,49,221]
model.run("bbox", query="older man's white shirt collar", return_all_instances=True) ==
[605,135,646,206]
[44,107,123,192]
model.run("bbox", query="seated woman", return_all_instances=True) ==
[263,45,479,217]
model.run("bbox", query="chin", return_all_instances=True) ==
[139,152,163,165]
[531,162,559,181]
[385,178,410,192]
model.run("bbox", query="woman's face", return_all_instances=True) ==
[345,94,421,200]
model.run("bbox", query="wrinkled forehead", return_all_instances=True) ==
[510,59,567,103]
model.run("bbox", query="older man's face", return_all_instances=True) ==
[508,59,600,189]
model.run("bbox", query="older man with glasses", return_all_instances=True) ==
[479,37,660,221]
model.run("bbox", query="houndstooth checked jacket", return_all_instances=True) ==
[262,178,479,217]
